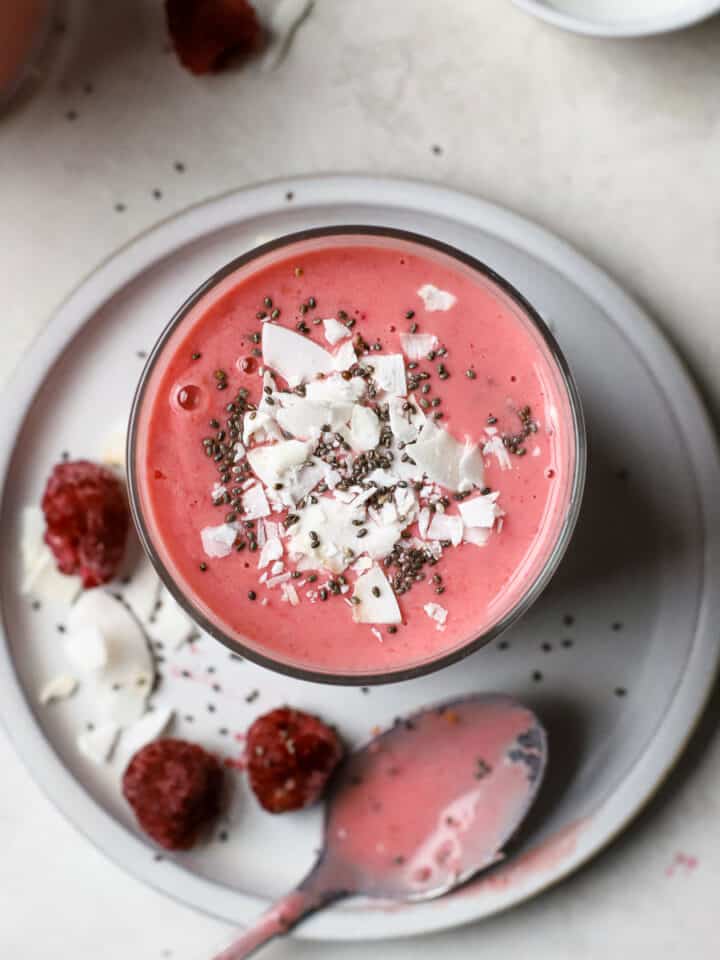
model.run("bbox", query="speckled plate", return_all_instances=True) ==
[1,175,719,941]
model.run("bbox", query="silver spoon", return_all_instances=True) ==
[213,693,547,960]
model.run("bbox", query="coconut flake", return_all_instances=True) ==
[387,395,420,444]
[352,565,401,624]
[242,484,271,520]
[410,420,464,490]
[333,340,357,371]
[68,591,154,728]
[262,322,335,385]
[399,333,439,359]
[458,441,485,492]
[349,405,380,452]
[426,512,464,546]
[146,587,195,650]
[101,423,127,468]
[65,624,108,673]
[417,284,457,312]
[201,523,238,558]
[77,722,120,765]
[369,354,406,396]
[458,491,502,529]
[423,602,448,630]
[119,707,174,760]
[322,317,351,345]
[38,673,78,705]
[20,506,82,603]
[243,410,281,446]
[463,526,491,546]
[122,553,161,623]
[280,582,300,606]
[483,434,512,471]
[258,536,283,569]
[247,439,312,486]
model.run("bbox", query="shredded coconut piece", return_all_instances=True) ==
[417,284,457,312]
[423,602,448,630]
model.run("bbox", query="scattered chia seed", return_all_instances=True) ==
[248,591,257,601]
[199,562,208,572]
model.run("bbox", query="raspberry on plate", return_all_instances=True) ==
[41,460,129,588]
[165,0,263,75]
[122,738,224,850]
[246,708,344,814]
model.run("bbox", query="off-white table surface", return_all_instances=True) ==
[2,2,720,957]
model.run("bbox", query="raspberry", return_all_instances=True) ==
[41,460,129,588]
[122,739,224,850]
[246,708,343,814]
[165,0,263,75]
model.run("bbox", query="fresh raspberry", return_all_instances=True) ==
[122,739,224,850]
[165,0,263,75]
[246,708,344,814]
[41,460,129,588]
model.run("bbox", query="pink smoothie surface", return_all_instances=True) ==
[134,234,577,677]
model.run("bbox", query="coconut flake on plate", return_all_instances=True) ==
[122,552,161,623]
[20,506,82,603]
[399,332,439,360]
[101,423,127,468]
[77,722,120,765]
[146,587,195,650]
[417,284,457,312]
[38,673,78,705]
[351,565,401,624]
[118,707,174,761]
[68,591,154,728]
[262,322,335,385]
[201,523,238,558]
[423,601,448,630]
[322,317,351,345]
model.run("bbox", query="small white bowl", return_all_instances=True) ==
[512,0,720,37]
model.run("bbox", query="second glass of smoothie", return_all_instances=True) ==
[128,227,585,683]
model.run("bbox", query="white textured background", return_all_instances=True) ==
[1,2,720,957]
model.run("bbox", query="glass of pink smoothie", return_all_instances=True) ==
[128,228,585,684]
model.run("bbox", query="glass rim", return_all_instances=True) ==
[127,224,587,686]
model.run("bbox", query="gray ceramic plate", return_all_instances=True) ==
[1,175,719,940]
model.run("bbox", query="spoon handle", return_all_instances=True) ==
[211,885,343,960]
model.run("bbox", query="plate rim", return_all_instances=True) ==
[511,0,720,37]
[1,173,719,941]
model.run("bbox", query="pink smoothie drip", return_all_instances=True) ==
[136,237,576,675]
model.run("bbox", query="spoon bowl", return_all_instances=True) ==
[214,694,546,959]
